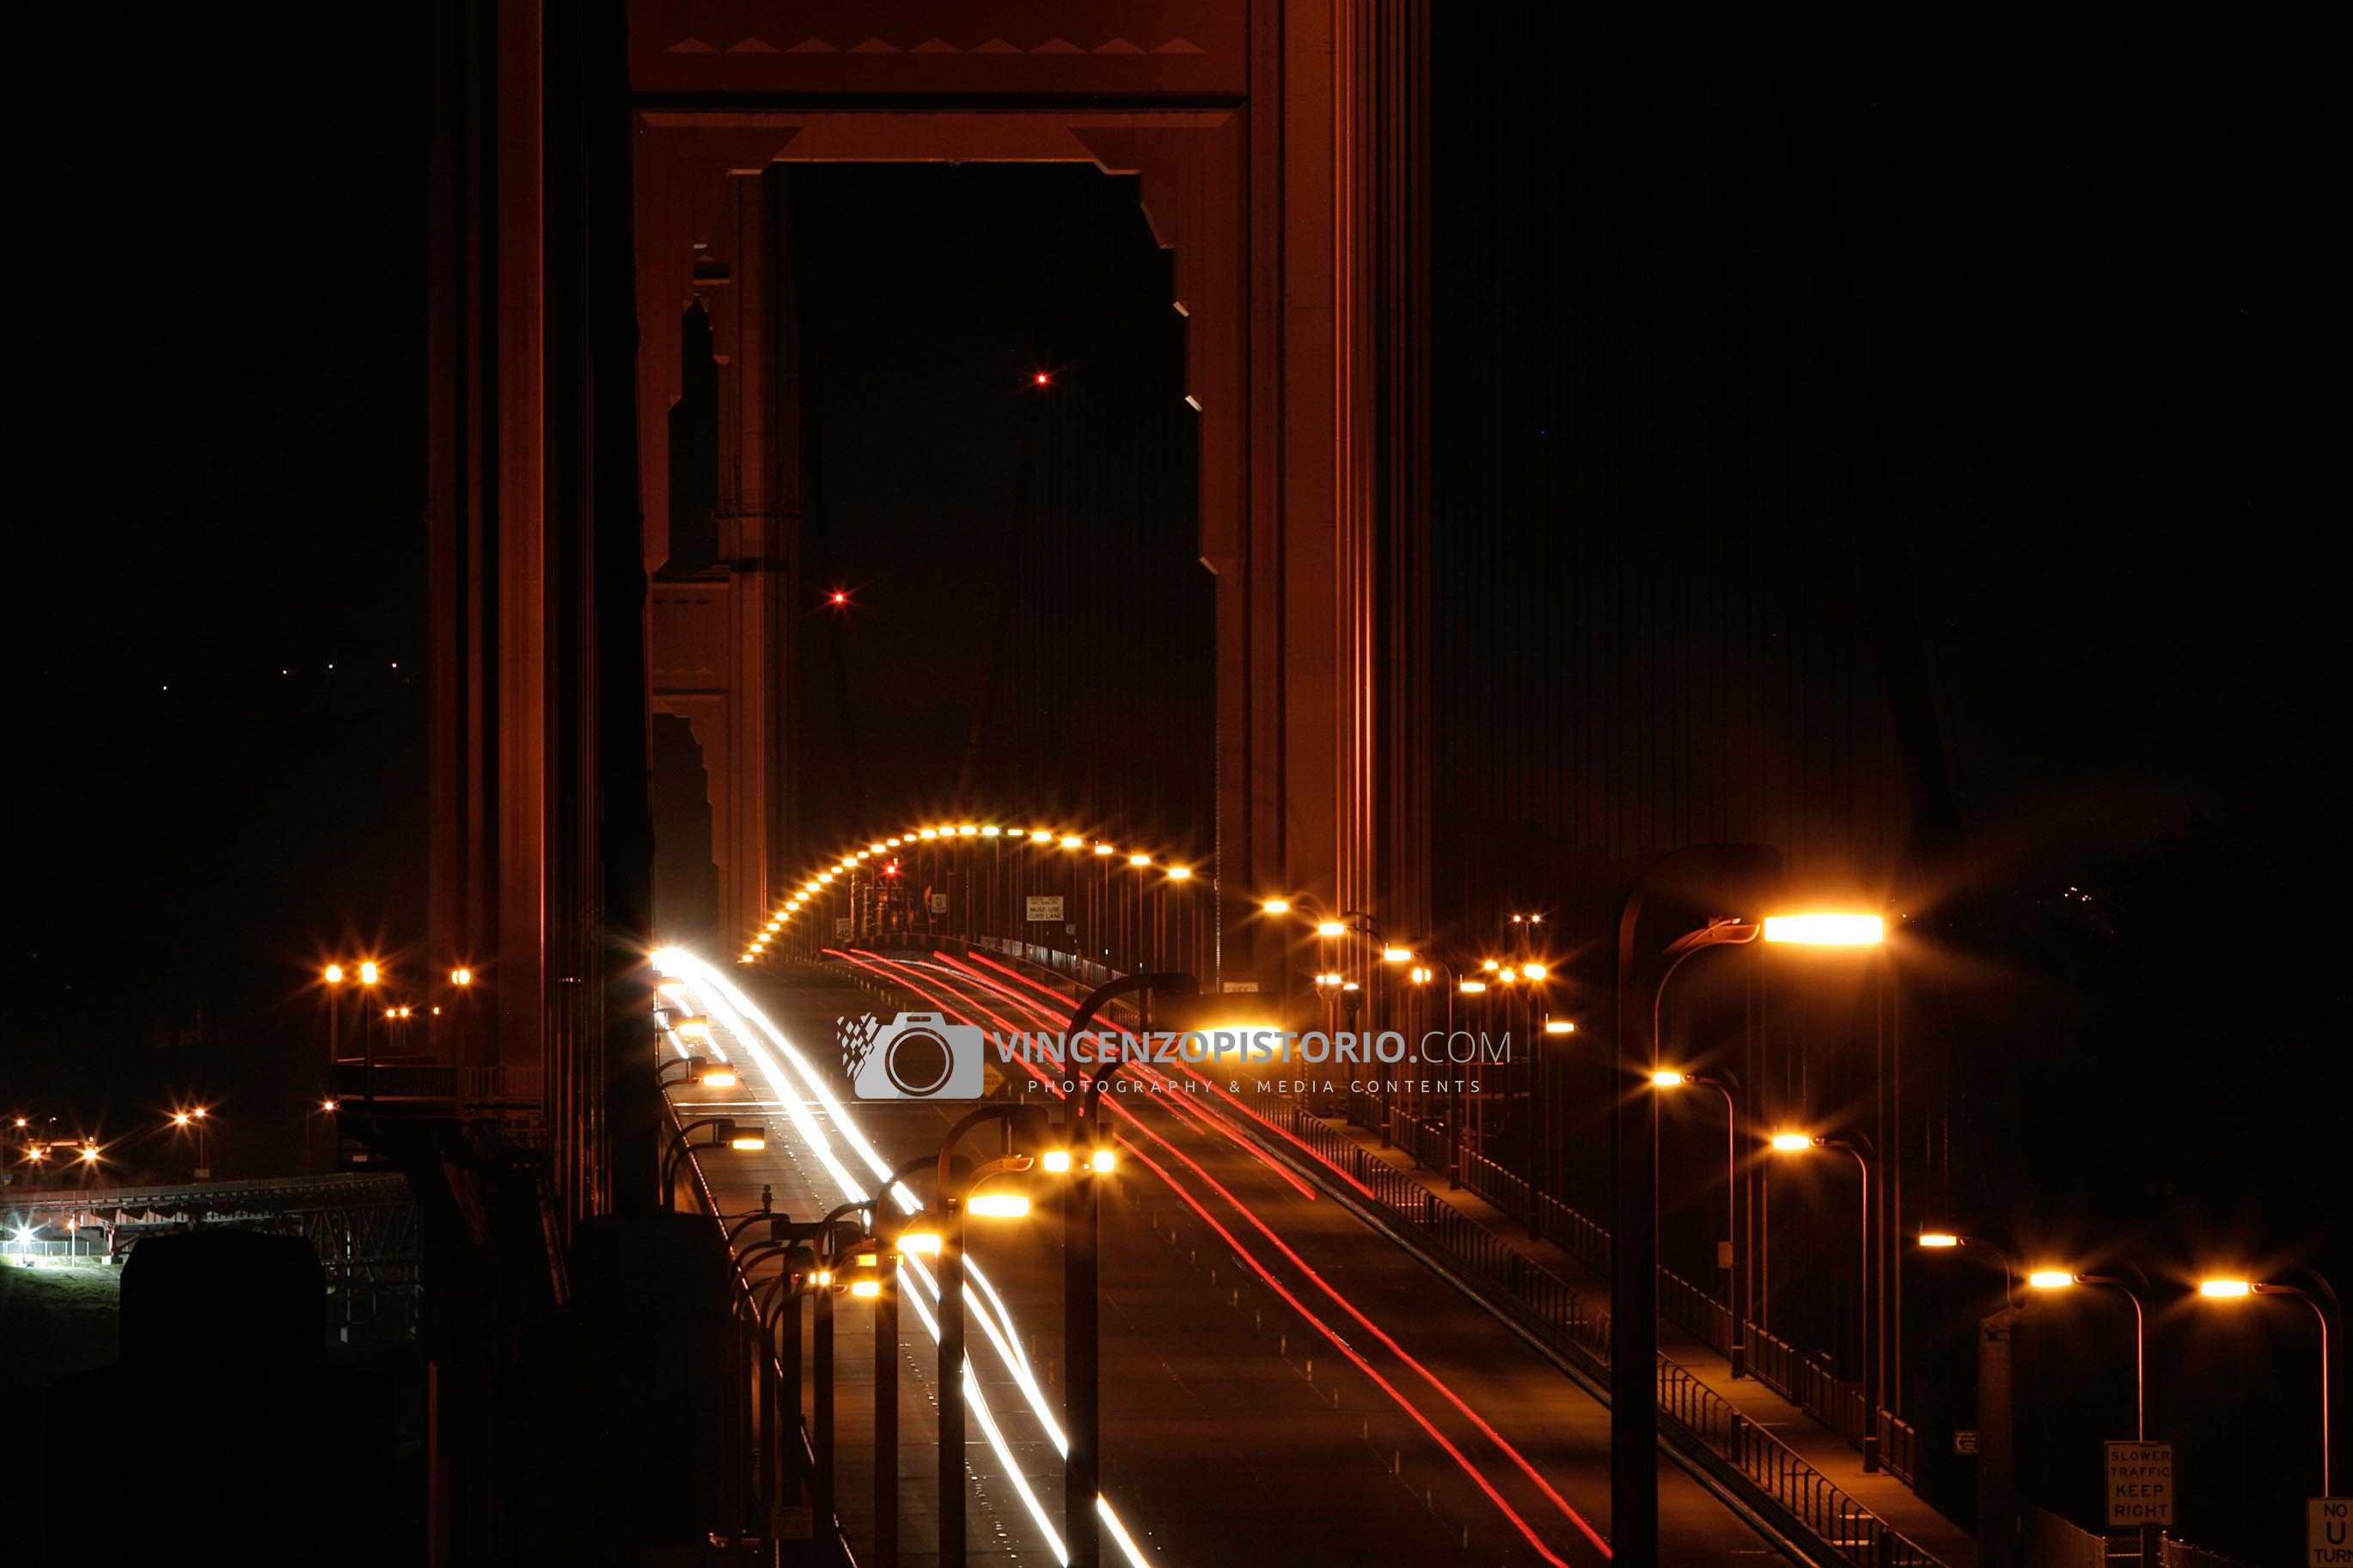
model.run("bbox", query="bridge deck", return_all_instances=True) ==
[662,951,1798,1568]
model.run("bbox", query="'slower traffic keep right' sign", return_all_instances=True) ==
[2105,1441,2173,1528]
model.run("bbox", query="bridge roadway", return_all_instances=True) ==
[658,949,1790,1568]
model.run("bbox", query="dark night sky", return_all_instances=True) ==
[6,4,2344,1202]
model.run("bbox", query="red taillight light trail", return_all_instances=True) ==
[923,950,1327,1203]
[957,948,1383,1204]
[828,946,1612,1564]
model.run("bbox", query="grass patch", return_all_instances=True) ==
[0,1262,122,1384]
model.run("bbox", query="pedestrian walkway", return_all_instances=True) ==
[1301,1111,1982,1568]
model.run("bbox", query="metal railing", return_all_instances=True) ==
[668,1101,859,1567]
[1362,1107,1927,1485]
[1659,1266,1736,1355]
[1279,1105,1948,1568]
[2026,1510,2118,1568]
[1734,1319,1920,1482]
[2028,1510,2271,1568]
[1878,1406,1921,1486]
[2159,1537,2262,1568]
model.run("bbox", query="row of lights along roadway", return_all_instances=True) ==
[1274,891,1861,1556]
[1902,1239,2337,1500]
[734,856,2332,1551]
[737,824,1205,973]
[1290,889,2334,1553]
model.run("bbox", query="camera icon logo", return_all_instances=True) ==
[839,1011,986,1101]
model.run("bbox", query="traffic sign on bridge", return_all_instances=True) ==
[2313,1498,2351,1566]
[2106,1441,2174,1528]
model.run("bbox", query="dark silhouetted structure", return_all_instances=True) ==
[44,1231,396,1566]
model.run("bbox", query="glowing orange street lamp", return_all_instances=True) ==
[1760,913,1885,946]
[1653,1067,1749,1373]
[1771,1130,1883,1466]
[1613,876,1889,1547]
[2027,1267,2151,1442]
[2197,1272,2338,1493]
[1915,1231,2023,1308]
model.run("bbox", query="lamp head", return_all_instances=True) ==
[1760,913,1885,946]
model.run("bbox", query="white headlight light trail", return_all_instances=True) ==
[665,952,1156,1568]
